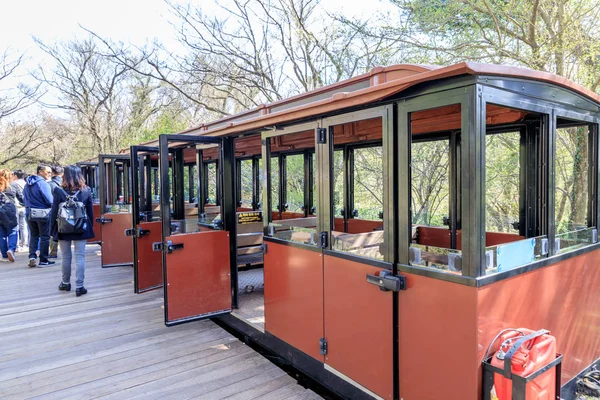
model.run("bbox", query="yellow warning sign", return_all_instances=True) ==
[237,211,263,224]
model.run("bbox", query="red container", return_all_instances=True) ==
[491,328,557,400]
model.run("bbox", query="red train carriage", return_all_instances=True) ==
[89,63,600,400]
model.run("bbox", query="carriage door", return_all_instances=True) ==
[320,106,397,400]
[158,134,235,326]
[97,154,134,268]
[129,146,164,293]
[77,162,102,244]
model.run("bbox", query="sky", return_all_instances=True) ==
[0,0,174,52]
[0,0,382,56]
[0,0,389,119]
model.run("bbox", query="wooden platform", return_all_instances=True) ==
[0,245,322,400]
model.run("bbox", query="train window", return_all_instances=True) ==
[485,132,520,234]
[332,149,344,223]
[285,154,304,214]
[239,159,253,209]
[410,137,453,270]
[330,117,384,261]
[554,123,596,253]
[206,162,217,205]
[271,156,280,215]
[408,104,458,272]
[411,140,449,228]
[183,165,197,203]
[265,129,318,246]
[484,107,551,275]
[353,146,383,221]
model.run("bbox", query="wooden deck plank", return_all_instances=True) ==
[0,245,322,400]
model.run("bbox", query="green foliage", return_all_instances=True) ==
[485,132,520,233]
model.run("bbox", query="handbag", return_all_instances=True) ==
[29,207,51,221]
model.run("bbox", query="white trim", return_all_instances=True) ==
[324,364,386,400]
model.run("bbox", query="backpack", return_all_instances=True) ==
[0,193,17,231]
[57,189,88,234]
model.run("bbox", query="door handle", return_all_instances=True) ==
[125,228,150,237]
[166,240,184,254]
[366,270,406,292]
[96,217,113,224]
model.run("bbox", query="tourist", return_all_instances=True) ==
[50,165,95,296]
[11,170,28,251]
[23,165,54,267]
[0,169,19,262]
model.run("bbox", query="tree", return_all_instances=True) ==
[89,0,391,121]
[348,0,600,90]
[0,49,40,121]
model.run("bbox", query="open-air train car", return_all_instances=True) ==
[98,63,599,399]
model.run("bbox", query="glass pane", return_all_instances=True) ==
[271,156,279,212]
[285,154,304,213]
[485,235,547,275]
[409,104,454,273]
[556,227,597,254]
[265,130,317,247]
[207,162,217,204]
[329,117,384,260]
[411,141,449,227]
[353,146,383,221]
[555,126,589,234]
[486,132,520,233]
[240,159,253,208]
[332,150,343,220]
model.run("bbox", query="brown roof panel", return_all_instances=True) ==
[119,62,600,153]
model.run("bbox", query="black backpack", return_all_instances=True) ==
[57,190,88,234]
[0,193,17,231]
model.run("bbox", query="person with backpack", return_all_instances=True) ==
[49,165,95,296]
[23,165,54,268]
[11,170,28,251]
[48,166,64,258]
[0,169,19,262]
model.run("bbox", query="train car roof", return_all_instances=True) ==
[118,62,600,153]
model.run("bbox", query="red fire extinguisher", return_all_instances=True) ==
[488,328,557,400]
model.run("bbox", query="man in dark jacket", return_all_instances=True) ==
[23,165,55,267]
[48,166,64,258]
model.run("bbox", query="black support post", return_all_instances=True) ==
[221,137,238,309]
[98,157,107,213]
[172,149,185,220]
[252,157,260,210]
[196,150,205,215]
[188,164,195,204]
[461,85,486,277]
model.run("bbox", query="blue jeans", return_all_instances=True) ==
[0,225,18,258]
[60,240,86,288]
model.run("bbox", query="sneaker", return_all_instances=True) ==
[7,250,14,262]
[28,258,36,268]
[76,287,87,297]
[38,260,56,267]
[0,258,9,263]
[48,254,58,259]
[58,282,71,291]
